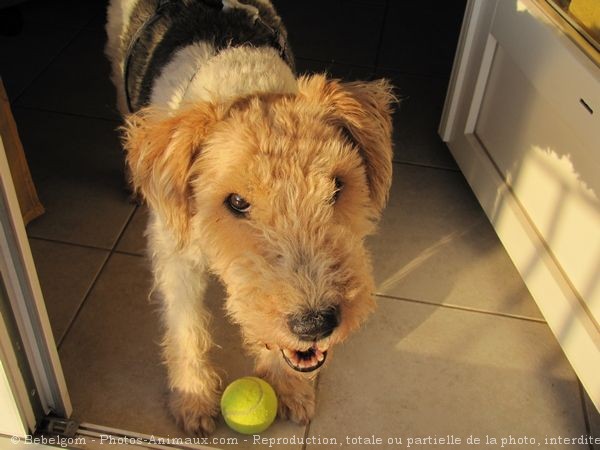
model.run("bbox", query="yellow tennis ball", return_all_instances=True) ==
[220,376,278,435]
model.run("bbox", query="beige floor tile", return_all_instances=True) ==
[116,206,148,256]
[29,238,108,344]
[58,254,164,434]
[59,253,305,448]
[308,297,587,449]
[14,108,135,249]
[382,72,458,170]
[275,1,385,67]
[16,26,119,121]
[20,0,105,31]
[0,25,80,100]
[368,164,542,319]
[377,1,465,76]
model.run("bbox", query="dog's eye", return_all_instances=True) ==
[332,177,344,204]
[226,193,251,215]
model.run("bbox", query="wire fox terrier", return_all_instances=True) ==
[106,0,394,435]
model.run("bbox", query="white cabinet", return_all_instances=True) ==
[441,0,600,411]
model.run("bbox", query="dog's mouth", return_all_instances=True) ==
[281,346,327,373]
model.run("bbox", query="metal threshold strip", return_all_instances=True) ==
[75,422,222,450]
[1,422,222,450]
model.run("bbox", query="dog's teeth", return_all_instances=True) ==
[282,347,327,370]
[316,340,329,352]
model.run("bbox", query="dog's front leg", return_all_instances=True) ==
[158,254,221,435]
[151,229,221,435]
[254,348,316,425]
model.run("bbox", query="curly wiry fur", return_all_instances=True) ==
[107,0,394,436]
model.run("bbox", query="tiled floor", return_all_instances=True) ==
[2,0,599,449]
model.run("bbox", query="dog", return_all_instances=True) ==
[105,0,394,436]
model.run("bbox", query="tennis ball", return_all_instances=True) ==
[220,376,278,435]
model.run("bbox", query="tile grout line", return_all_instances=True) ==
[81,6,107,31]
[372,0,390,71]
[111,205,140,251]
[375,293,547,324]
[56,251,111,350]
[56,205,139,350]
[113,249,145,258]
[301,373,321,450]
[28,235,112,253]
[392,158,460,173]
[29,237,150,259]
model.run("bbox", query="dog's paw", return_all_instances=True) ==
[169,389,219,436]
[277,385,315,425]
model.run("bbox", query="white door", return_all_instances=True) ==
[440,0,600,411]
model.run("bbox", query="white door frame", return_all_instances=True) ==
[0,135,71,434]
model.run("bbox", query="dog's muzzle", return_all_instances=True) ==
[281,306,339,372]
[287,307,340,342]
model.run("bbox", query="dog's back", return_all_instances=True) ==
[105,0,294,114]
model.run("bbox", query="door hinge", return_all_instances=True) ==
[39,416,79,438]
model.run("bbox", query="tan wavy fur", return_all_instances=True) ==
[121,74,394,435]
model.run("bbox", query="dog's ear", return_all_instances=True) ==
[122,104,221,244]
[299,75,395,215]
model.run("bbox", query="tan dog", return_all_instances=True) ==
[107,0,394,436]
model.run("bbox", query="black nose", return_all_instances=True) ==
[287,307,340,341]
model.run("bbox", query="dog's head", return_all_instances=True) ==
[123,74,394,373]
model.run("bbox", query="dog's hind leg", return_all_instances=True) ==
[148,215,221,436]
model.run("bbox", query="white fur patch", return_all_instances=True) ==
[150,42,217,110]
[184,46,298,103]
